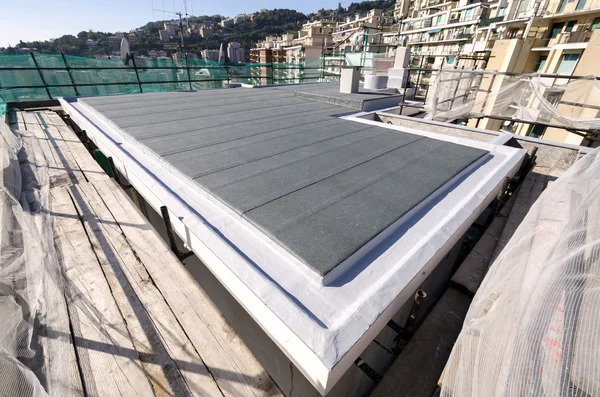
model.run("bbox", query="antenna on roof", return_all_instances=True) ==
[152,6,186,53]
[183,0,189,27]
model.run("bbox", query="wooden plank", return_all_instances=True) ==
[92,178,283,397]
[21,112,71,188]
[39,207,86,397]
[51,186,154,397]
[17,111,26,130]
[41,111,65,126]
[40,111,108,183]
[33,112,87,187]
[72,181,223,396]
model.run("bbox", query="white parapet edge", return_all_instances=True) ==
[60,96,526,395]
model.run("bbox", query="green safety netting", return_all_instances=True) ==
[0,54,338,111]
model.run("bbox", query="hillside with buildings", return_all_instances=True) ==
[0,2,394,60]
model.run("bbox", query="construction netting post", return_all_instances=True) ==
[184,54,192,91]
[30,52,52,100]
[60,53,79,97]
[130,56,143,93]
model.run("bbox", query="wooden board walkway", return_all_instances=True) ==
[14,111,283,397]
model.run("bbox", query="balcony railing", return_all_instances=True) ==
[533,30,593,48]
[479,16,505,26]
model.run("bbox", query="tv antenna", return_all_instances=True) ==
[152,7,186,53]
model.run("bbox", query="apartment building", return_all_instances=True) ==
[220,18,234,28]
[108,36,122,50]
[227,42,246,63]
[201,49,225,62]
[255,34,295,50]
[285,21,335,63]
[249,48,286,63]
[470,0,600,144]
[389,0,494,68]
[332,9,388,53]
[199,26,213,39]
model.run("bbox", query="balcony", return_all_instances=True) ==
[533,30,593,48]
[479,16,505,26]
[403,18,434,31]
[544,0,600,16]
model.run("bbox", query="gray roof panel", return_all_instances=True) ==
[80,86,488,279]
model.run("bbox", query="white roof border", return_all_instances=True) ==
[60,95,526,395]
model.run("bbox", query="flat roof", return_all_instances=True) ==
[65,84,525,395]
[80,89,487,279]
[272,82,404,111]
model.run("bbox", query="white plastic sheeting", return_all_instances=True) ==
[442,147,600,396]
[0,118,65,397]
[426,70,600,131]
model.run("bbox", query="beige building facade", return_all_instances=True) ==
[470,0,600,145]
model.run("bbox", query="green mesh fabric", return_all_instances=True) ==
[0,97,6,118]
[0,54,338,105]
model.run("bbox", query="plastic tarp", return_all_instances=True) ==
[425,70,600,131]
[442,147,600,396]
[0,118,64,397]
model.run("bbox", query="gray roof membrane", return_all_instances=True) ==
[81,86,488,280]
[271,82,404,110]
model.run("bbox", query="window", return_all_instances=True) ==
[518,0,532,13]
[556,53,580,75]
[565,21,577,32]
[550,22,565,38]
[437,15,443,24]
[535,55,548,72]
[528,125,547,138]
[465,8,473,19]
[576,0,587,10]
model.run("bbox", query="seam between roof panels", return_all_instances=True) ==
[135,102,341,141]
[93,89,292,112]
[239,136,428,218]
[205,127,404,192]
[118,99,339,129]
[105,93,297,120]
[189,124,376,180]
[159,114,345,158]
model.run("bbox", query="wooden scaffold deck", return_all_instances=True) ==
[9,110,283,397]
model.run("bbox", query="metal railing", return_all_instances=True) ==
[397,67,600,142]
[0,53,342,104]
[479,16,504,27]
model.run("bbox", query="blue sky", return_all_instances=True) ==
[0,0,353,47]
